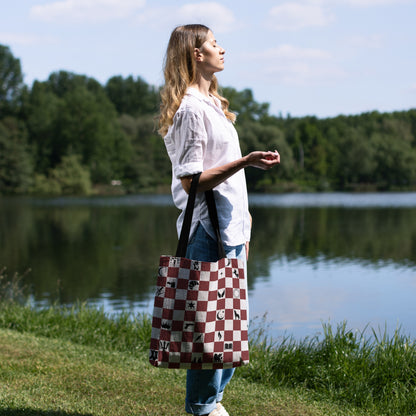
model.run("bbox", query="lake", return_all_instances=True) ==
[1,192,416,341]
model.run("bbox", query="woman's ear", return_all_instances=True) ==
[194,48,203,62]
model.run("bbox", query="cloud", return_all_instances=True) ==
[346,34,384,49]
[265,0,412,31]
[255,44,332,60]
[247,45,346,86]
[30,0,146,23]
[308,0,412,7]
[135,2,237,34]
[338,0,412,6]
[267,2,334,31]
[265,62,346,86]
[0,32,57,46]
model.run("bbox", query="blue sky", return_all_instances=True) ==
[1,0,415,118]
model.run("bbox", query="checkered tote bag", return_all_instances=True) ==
[149,173,249,369]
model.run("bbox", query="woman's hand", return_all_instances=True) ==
[244,150,280,170]
[245,241,250,261]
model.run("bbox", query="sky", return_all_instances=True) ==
[1,0,415,118]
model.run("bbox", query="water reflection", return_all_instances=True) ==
[1,193,416,340]
[0,196,179,303]
[249,205,416,271]
[249,257,416,340]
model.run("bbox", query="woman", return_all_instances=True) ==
[159,24,280,416]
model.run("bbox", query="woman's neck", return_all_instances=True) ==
[189,73,213,100]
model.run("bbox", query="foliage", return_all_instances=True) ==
[31,154,92,196]
[236,120,296,191]
[222,86,269,121]
[1,43,416,195]
[105,74,159,116]
[118,113,171,192]
[0,44,25,117]
[0,117,33,194]
[23,72,133,184]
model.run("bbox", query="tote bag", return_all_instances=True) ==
[149,173,249,369]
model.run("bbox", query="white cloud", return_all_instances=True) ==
[247,45,346,86]
[30,0,146,23]
[346,34,384,49]
[265,61,347,86]
[267,2,334,31]
[135,2,237,34]
[0,32,57,46]
[339,0,412,6]
[265,0,412,32]
[178,2,236,33]
[254,44,332,60]
[308,0,412,6]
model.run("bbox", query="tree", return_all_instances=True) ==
[0,44,24,117]
[332,126,377,189]
[105,75,159,117]
[372,132,416,189]
[119,114,171,191]
[222,87,269,122]
[25,71,133,184]
[292,119,329,181]
[0,117,33,194]
[24,80,62,174]
[237,121,295,191]
[54,84,131,183]
[47,70,103,99]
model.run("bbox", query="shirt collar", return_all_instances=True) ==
[186,87,222,109]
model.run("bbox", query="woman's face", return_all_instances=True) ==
[196,30,225,75]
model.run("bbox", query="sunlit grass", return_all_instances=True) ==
[241,318,416,415]
[0,301,151,357]
[1,296,416,415]
[1,327,364,416]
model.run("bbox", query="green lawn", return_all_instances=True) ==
[0,328,368,416]
[1,302,415,415]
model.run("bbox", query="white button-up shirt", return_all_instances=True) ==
[164,87,251,246]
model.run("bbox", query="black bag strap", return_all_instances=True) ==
[205,188,226,259]
[175,173,226,259]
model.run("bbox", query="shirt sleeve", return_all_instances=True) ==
[172,109,207,179]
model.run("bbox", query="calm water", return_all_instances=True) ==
[1,192,416,340]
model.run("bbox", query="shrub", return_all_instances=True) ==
[30,154,92,196]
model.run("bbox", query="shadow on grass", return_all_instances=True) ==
[0,410,93,416]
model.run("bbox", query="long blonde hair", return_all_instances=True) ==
[158,24,236,137]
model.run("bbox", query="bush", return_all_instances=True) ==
[30,154,92,196]
[31,173,62,195]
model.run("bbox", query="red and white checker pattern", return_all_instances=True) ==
[149,255,249,369]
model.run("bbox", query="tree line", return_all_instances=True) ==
[1,43,416,196]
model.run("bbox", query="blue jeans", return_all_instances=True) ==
[185,223,247,415]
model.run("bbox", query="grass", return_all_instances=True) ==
[1,271,416,415]
[0,324,362,416]
[0,268,30,305]
[241,320,416,415]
